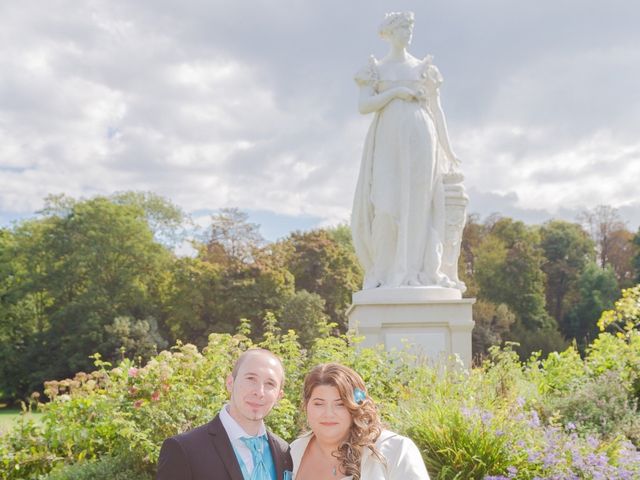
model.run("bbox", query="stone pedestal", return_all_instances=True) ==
[347,287,475,367]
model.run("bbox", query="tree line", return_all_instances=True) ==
[1,193,639,404]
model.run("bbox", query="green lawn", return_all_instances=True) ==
[0,408,42,435]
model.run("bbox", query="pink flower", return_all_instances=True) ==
[151,390,160,402]
[128,367,139,377]
[134,399,143,409]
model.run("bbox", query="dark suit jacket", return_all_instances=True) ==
[156,414,293,480]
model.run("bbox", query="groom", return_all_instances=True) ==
[157,348,293,480]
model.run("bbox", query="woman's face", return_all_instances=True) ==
[306,384,353,444]
[389,22,413,46]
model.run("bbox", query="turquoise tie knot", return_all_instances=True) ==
[240,435,272,480]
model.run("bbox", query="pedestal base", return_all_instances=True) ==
[347,287,475,367]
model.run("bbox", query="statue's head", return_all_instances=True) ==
[378,11,415,41]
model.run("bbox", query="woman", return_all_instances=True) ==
[291,363,430,479]
[351,12,460,289]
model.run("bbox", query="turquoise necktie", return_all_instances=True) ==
[240,435,273,480]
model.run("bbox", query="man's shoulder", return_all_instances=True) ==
[267,429,290,451]
[168,416,222,446]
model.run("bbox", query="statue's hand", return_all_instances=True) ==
[450,154,462,169]
[394,87,418,102]
[415,88,428,103]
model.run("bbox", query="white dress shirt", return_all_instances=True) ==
[219,404,268,475]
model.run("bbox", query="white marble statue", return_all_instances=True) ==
[351,11,466,291]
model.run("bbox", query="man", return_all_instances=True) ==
[157,348,293,480]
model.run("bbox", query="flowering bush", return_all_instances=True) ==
[1,304,640,480]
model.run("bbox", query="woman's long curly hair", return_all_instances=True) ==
[302,363,383,480]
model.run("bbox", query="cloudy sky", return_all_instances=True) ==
[1,0,639,241]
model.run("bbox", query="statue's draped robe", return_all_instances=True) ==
[352,55,450,289]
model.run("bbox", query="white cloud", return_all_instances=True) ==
[1,0,639,235]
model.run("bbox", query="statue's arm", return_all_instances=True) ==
[426,92,460,168]
[358,85,416,115]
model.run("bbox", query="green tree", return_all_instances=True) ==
[539,220,594,332]
[564,262,619,351]
[606,227,636,288]
[471,300,516,359]
[162,257,225,346]
[103,316,168,361]
[459,213,484,297]
[111,191,188,248]
[474,217,561,357]
[635,228,640,283]
[475,218,552,330]
[598,284,640,334]
[282,228,362,331]
[0,196,173,401]
[187,209,294,343]
[205,208,264,267]
[0,219,57,402]
[578,205,625,269]
[279,290,331,349]
[41,191,188,249]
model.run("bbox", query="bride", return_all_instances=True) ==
[351,12,461,290]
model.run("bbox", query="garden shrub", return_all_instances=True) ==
[546,369,640,444]
[2,308,640,480]
[40,453,152,480]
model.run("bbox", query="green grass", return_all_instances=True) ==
[0,408,42,435]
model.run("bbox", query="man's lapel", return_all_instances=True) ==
[267,431,289,480]
[208,416,245,480]
[267,432,281,480]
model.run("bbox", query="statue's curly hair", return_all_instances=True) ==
[302,363,384,480]
[378,11,415,39]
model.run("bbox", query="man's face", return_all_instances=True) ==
[226,352,283,431]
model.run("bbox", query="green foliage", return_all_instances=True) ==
[103,316,167,361]
[42,453,152,480]
[403,403,531,480]
[279,290,331,349]
[545,369,640,443]
[3,198,640,478]
[539,220,594,329]
[0,197,174,402]
[592,285,640,399]
[474,218,557,358]
[598,284,640,334]
[282,228,362,331]
[3,308,640,479]
[564,262,619,351]
[205,207,264,265]
[0,321,419,479]
[471,300,515,358]
[634,228,640,282]
[161,256,226,345]
[188,208,295,344]
[111,191,188,249]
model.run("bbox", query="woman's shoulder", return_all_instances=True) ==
[375,429,422,458]
[376,429,412,447]
[354,55,379,86]
[290,432,313,456]
[373,430,430,478]
[418,55,443,86]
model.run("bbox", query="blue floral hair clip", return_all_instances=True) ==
[354,387,366,404]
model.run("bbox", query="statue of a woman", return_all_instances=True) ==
[351,12,462,290]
